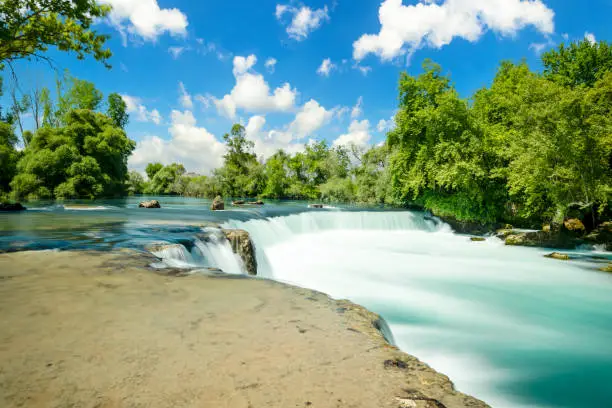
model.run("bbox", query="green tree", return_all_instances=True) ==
[107,93,129,129]
[0,0,112,69]
[126,170,145,195]
[542,39,612,88]
[145,163,186,195]
[145,162,164,180]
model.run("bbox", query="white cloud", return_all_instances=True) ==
[351,97,363,119]
[561,33,569,40]
[121,94,162,125]
[233,55,258,76]
[289,99,333,139]
[353,0,555,61]
[334,120,372,147]
[245,116,307,159]
[178,82,193,109]
[129,110,225,174]
[214,55,297,118]
[168,46,188,59]
[317,58,336,76]
[265,58,278,73]
[354,64,372,76]
[377,117,395,132]
[585,32,596,44]
[102,0,188,44]
[276,4,330,40]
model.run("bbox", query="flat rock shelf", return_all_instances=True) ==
[0,250,487,408]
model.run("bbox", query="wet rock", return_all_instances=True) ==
[309,204,324,209]
[544,252,571,261]
[599,263,612,273]
[211,196,224,211]
[232,200,245,206]
[223,229,257,275]
[470,237,486,242]
[246,200,264,205]
[495,229,514,239]
[504,230,577,249]
[0,202,26,212]
[563,218,586,234]
[145,243,184,254]
[584,221,612,251]
[138,200,160,209]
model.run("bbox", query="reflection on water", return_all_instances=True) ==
[1,197,611,408]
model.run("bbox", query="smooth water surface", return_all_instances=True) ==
[1,196,611,408]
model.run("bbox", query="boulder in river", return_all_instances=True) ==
[470,237,486,242]
[599,263,612,273]
[309,204,324,209]
[504,230,577,249]
[223,229,257,275]
[211,196,224,211]
[584,221,612,251]
[0,202,26,212]
[246,200,264,205]
[139,200,160,209]
[232,200,246,206]
[544,252,571,261]
[563,218,586,234]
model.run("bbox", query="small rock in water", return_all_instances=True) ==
[232,200,246,206]
[599,263,612,273]
[0,202,26,212]
[470,237,486,242]
[211,196,224,211]
[309,204,324,209]
[545,252,571,261]
[138,200,160,209]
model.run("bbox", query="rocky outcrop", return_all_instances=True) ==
[139,200,160,209]
[232,200,246,206]
[584,221,612,251]
[504,230,578,249]
[223,229,257,275]
[211,196,224,211]
[564,218,586,233]
[600,263,612,273]
[0,202,26,212]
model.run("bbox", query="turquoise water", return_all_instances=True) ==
[1,196,611,407]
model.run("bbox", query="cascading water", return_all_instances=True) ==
[223,210,612,408]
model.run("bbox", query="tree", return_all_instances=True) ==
[0,122,19,194]
[217,124,258,197]
[542,39,612,88]
[107,93,128,129]
[126,171,145,195]
[11,109,135,200]
[0,0,112,69]
[145,163,164,180]
[146,163,186,195]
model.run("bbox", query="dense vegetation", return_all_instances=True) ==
[1,0,610,228]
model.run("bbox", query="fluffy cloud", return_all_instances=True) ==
[585,32,596,44]
[121,94,162,125]
[351,97,363,119]
[354,0,555,61]
[245,116,307,159]
[377,116,395,132]
[103,0,188,44]
[178,82,193,109]
[289,99,333,139]
[333,120,372,147]
[265,58,278,73]
[129,110,225,174]
[276,4,330,40]
[317,58,336,76]
[214,55,297,118]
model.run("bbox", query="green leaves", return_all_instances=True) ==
[0,0,112,68]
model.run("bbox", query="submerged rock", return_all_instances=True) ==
[545,252,571,261]
[599,263,612,273]
[0,202,26,212]
[139,200,160,209]
[211,196,224,211]
[309,204,324,209]
[232,200,246,206]
[246,200,264,205]
[223,229,257,275]
[470,237,486,242]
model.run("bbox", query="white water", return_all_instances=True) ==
[223,211,612,408]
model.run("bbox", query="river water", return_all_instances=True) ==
[1,196,611,408]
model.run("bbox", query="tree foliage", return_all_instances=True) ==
[0,0,112,69]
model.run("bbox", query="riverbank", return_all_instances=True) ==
[0,250,488,408]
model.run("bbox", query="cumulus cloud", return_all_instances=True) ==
[214,55,297,118]
[276,3,330,40]
[129,110,225,174]
[585,32,596,44]
[265,58,278,73]
[289,99,333,139]
[377,116,395,132]
[353,0,555,61]
[178,82,193,109]
[317,58,336,76]
[121,94,162,125]
[245,115,307,159]
[333,119,372,147]
[102,0,188,44]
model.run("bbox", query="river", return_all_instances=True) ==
[1,196,611,408]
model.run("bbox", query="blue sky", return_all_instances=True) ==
[7,0,612,174]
